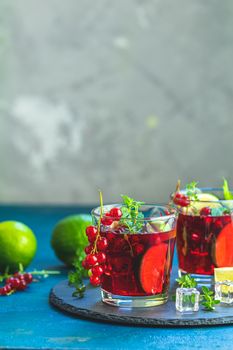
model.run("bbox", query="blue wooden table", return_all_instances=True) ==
[0,205,232,350]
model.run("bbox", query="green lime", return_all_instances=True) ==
[0,221,37,273]
[51,214,92,266]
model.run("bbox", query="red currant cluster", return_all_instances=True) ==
[0,272,33,296]
[82,207,122,287]
[173,192,190,207]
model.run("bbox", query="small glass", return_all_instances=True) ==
[92,204,177,307]
[176,287,200,313]
[173,188,233,284]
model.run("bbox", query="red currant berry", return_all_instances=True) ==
[200,207,212,216]
[109,207,122,220]
[0,284,12,295]
[85,254,98,267]
[86,226,98,243]
[85,244,93,254]
[15,274,25,282]
[97,237,108,251]
[6,277,15,285]
[173,193,190,207]
[24,273,33,284]
[10,278,21,289]
[90,275,101,286]
[91,265,104,277]
[96,252,106,264]
[13,272,20,278]
[17,280,27,291]
[101,214,113,226]
[82,258,89,269]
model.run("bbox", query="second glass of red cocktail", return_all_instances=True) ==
[173,182,233,284]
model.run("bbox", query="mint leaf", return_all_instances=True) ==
[176,274,197,288]
[186,182,199,201]
[223,178,233,200]
[201,286,219,311]
[120,195,145,233]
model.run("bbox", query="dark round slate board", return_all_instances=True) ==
[49,280,233,327]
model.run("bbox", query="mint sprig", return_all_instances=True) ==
[201,286,220,311]
[68,260,86,298]
[186,181,199,201]
[119,195,145,233]
[176,274,197,288]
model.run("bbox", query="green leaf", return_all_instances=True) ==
[201,286,209,295]
[176,274,197,288]
[223,178,233,200]
[120,194,145,233]
[186,182,199,201]
[190,294,196,304]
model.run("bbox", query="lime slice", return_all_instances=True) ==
[189,193,221,213]
[214,267,233,282]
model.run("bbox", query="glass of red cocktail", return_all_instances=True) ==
[173,184,233,284]
[85,198,176,307]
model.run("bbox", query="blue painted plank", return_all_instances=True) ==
[0,205,232,349]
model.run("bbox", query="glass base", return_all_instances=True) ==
[101,289,168,307]
[178,269,214,286]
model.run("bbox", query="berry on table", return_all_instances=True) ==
[6,277,16,285]
[24,273,33,284]
[10,278,21,289]
[17,280,27,291]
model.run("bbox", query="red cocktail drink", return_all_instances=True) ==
[101,229,176,297]
[173,186,233,283]
[177,213,232,276]
[88,201,177,307]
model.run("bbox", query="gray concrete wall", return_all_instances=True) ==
[1,0,233,204]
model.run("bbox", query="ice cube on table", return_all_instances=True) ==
[176,288,200,313]
[215,281,233,304]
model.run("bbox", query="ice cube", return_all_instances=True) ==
[176,288,200,313]
[215,281,233,304]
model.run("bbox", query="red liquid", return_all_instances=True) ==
[101,230,176,296]
[176,213,233,275]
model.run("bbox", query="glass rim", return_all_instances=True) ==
[91,203,177,222]
[171,187,233,204]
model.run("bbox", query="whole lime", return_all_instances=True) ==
[51,214,91,266]
[0,221,37,273]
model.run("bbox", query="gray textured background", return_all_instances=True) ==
[1,0,233,204]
